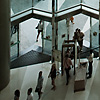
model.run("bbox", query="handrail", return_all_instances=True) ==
[42,37,52,41]
[11,41,20,47]
[81,3,99,11]
[56,4,80,14]
[79,46,100,55]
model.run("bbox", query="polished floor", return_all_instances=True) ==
[0,58,100,100]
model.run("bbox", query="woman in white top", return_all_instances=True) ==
[36,20,43,42]
[26,88,33,100]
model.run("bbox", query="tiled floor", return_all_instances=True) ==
[0,58,100,100]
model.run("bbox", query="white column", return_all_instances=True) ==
[52,0,56,62]
[66,19,69,40]
[74,39,77,74]
[75,40,77,65]
[90,17,92,48]
[0,0,10,90]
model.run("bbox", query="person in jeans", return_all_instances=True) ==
[64,54,73,85]
[36,71,44,100]
[48,63,56,90]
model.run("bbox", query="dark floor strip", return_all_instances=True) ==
[10,50,51,69]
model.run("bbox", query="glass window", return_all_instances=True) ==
[58,0,80,12]
[58,20,68,51]
[11,0,32,16]
[10,26,18,60]
[42,21,52,54]
[91,18,99,51]
[83,0,99,10]
[33,0,52,12]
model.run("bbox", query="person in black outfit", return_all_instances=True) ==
[14,89,20,100]
[48,63,56,90]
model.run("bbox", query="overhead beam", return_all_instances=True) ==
[32,13,52,22]
[11,5,99,26]
[82,9,99,20]
[11,13,32,26]
[55,9,82,22]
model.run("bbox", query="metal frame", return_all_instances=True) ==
[61,40,76,75]
[10,1,100,60]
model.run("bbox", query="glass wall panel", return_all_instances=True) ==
[33,0,52,12]
[10,45,18,60]
[10,30,18,60]
[91,18,99,51]
[11,0,32,16]
[58,0,80,12]
[43,40,52,54]
[43,21,52,55]
[58,20,68,51]
[83,0,99,10]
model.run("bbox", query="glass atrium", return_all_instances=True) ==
[0,0,100,100]
[10,0,99,60]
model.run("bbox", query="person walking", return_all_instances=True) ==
[77,29,84,51]
[14,89,20,100]
[48,63,56,90]
[63,54,73,85]
[36,71,43,100]
[73,28,79,40]
[87,50,94,79]
[36,20,43,42]
[26,88,33,100]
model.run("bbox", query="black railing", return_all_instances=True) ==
[80,46,100,55]
[78,46,100,59]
